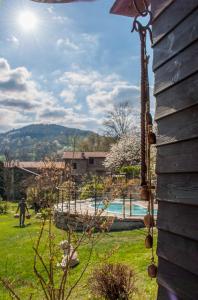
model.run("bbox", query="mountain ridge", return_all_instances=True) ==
[0,123,93,137]
[0,124,96,161]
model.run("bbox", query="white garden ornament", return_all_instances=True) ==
[58,240,79,268]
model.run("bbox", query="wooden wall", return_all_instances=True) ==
[152,0,198,299]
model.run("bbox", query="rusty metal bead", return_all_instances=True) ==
[145,234,153,248]
[148,132,156,144]
[140,185,149,201]
[148,263,158,278]
[144,214,155,228]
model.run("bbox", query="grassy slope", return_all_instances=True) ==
[0,204,157,300]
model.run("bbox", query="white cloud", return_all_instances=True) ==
[59,70,96,88]
[6,36,19,47]
[57,38,79,52]
[47,6,54,14]
[87,84,140,116]
[52,15,70,24]
[60,90,75,104]
[0,108,18,132]
[74,104,82,111]
[0,58,56,113]
[0,58,10,72]
[47,6,71,24]
[39,106,99,130]
[81,33,99,47]
[0,58,58,130]
[40,108,67,119]
[0,58,102,132]
[0,58,141,133]
[56,33,100,56]
[58,68,140,117]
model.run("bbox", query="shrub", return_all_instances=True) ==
[89,263,136,300]
[119,165,140,179]
[0,198,8,214]
[80,180,104,200]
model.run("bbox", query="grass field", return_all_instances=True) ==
[0,203,157,300]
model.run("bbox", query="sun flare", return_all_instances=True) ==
[18,11,38,32]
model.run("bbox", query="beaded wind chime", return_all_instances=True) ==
[111,0,157,278]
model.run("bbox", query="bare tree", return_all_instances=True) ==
[103,101,135,140]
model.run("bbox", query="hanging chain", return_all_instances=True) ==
[132,0,152,189]
[131,0,157,278]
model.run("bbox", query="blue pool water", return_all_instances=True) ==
[92,202,157,216]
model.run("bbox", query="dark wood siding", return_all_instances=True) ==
[152,0,198,299]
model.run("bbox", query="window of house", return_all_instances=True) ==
[89,157,94,164]
[72,162,77,169]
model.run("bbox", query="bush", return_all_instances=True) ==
[0,198,8,214]
[80,180,104,200]
[88,263,136,300]
[119,165,140,179]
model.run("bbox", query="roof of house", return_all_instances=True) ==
[31,0,85,3]
[4,161,65,170]
[31,0,150,17]
[110,0,150,18]
[63,151,108,160]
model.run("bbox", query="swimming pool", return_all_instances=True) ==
[91,202,157,216]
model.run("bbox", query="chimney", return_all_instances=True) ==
[81,152,86,159]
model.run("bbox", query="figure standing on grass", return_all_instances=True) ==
[16,197,29,227]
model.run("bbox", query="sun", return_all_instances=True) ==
[18,11,38,32]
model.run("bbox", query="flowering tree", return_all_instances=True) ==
[104,135,140,171]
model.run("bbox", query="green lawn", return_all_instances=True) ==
[0,204,157,300]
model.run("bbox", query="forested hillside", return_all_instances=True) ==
[0,124,106,161]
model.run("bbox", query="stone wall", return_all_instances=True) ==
[54,211,144,232]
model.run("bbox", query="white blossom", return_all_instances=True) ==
[104,135,140,171]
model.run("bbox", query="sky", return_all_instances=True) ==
[0,0,154,133]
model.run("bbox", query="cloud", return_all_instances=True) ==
[57,38,79,52]
[60,90,76,104]
[0,108,18,132]
[59,70,96,88]
[56,33,99,56]
[58,68,140,116]
[0,75,27,92]
[0,58,141,133]
[39,106,99,130]
[74,104,82,111]
[0,58,59,130]
[0,58,55,110]
[47,6,54,14]
[47,6,71,24]
[52,15,70,24]
[0,58,100,132]
[87,84,140,115]
[0,58,9,71]
[40,108,66,119]
[6,36,19,47]
[81,33,99,47]
[0,98,36,110]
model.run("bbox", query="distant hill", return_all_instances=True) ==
[0,124,94,161]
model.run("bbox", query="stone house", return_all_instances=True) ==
[3,154,108,200]
[62,152,108,177]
